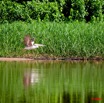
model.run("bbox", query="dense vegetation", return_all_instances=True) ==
[0,21,104,59]
[0,0,104,59]
[0,0,104,23]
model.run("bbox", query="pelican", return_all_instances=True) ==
[24,35,45,50]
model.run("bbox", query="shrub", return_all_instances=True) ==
[0,1,30,23]
[0,0,104,22]
[0,1,62,23]
[85,0,103,22]
[26,1,62,21]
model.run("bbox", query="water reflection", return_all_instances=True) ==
[0,61,104,103]
[85,92,102,103]
[23,69,40,87]
[60,91,103,103]
[62,92,71,103]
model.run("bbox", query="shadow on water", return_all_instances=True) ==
[61,91,103,103]
[85,92,103,103]
[62,92,71,103]
[0,61,104,103]
[61,92,80,103]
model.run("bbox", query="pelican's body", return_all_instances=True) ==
[24,35,45,50]
[24,44,45,50]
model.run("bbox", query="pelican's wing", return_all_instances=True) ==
[24,43,45,50]
[24,35,32,46]
[35,44,45,47]
[24,45,39,50]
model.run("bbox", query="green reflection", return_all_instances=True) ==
[0,61,104,103]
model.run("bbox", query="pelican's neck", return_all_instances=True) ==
[31,41,34,46]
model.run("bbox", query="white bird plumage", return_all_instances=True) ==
[24,35,45,50]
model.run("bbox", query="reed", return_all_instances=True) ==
[0,21,104,58]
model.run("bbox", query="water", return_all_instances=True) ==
[0,61,104,103]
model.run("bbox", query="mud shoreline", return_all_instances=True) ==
[0,58,34,61]
[0,57,103,61]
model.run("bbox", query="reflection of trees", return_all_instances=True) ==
[85,92,103,103]
[62,92,80,103]
[61,91,102,103]
[0,61,104,103]
[62,92,70,103]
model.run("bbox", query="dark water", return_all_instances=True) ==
[0,61,104,103]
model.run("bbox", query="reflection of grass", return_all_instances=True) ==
[0,61,104,103]
[0,21,104,58]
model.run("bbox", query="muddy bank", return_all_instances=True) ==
[0,58,34,61]
[0,57,103,61]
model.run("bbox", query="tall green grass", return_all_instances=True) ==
[0,21,104,58]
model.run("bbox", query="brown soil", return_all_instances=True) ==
[0,58,34,61]
[0,57,103,61]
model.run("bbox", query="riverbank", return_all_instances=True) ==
[0,58,34,61]
[0,56,103,61]
[0,21,104,58]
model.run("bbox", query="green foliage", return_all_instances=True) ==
[70,0,86,20]
[62,0,104,22]
[0,1,29,23]
[0,21,104,58]
[0,1,62,23]
[26,1,61,21]
[0,0,104,22]
[85,0,103,22]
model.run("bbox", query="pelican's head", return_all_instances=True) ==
[31,38,35,46]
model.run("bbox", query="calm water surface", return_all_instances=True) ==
[0,61,104,103]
